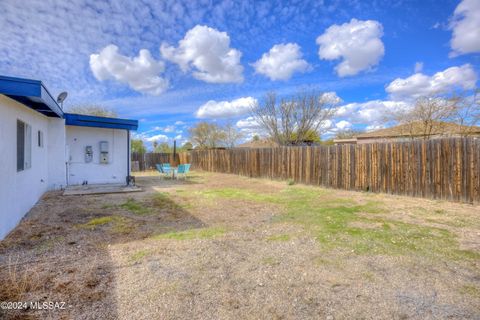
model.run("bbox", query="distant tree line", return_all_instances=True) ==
[131,140,193,154]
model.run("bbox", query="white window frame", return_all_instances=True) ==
[17,120,32,172]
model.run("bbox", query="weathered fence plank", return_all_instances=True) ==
[186,138,480,204]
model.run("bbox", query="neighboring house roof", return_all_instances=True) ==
[356,121,480,139]
[333,138,357,144]
[237,139,278,148]
[0,74,138,130]
[0,75,63,118]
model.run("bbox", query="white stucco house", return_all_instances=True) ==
[0,75,138,239]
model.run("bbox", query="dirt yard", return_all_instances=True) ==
[1,171,479,319]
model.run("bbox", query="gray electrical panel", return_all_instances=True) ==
[99,141,109,164]
[85,146,93,163]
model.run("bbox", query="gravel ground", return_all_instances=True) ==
[0,171,479,319]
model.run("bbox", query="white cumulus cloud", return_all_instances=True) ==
[163,125,176,133]
[336,100,411,125]
[196,97,257,119]
[335,120,352,130]
[449,0,480,56]
[145,134,169,142]
[236,116,264,140]
[90,45,168,95]
[386,64,477,100]
[236,116,261,129]
[320,91,343,105]
[252,43,310,80]
[316,19,385,77]
[161,25,244,83]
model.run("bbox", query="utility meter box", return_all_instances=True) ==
[85,146,93,163]
[99,141,109,164]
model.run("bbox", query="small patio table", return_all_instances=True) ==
[171,167,177,179]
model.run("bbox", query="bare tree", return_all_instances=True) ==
[392,96,457,139]
[68,105,118,118]
[207,125,226,148]
[223,122,244,148]
[450,89,480,137]
[250,91,337,146]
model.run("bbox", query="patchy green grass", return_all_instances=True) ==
[81,216,115,228]
[196,188,279,203]
[460,285,480,299]
[151,227,226,240]
[362,272,375,281]
[79,215,134,234]
[120,198,151,215]
[119,193,186,215]
[35,236,65,253]
[261,257,280,266]
[152,192,182,210]
[266,234,291,241]
[111,217,135,234]
[129,249,151,263]
[195,185,480,261]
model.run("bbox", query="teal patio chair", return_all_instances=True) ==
[175,164,191,180]
[161,163,172,174]
[155,164,170,179]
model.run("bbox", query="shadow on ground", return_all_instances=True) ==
[0,176,204,319]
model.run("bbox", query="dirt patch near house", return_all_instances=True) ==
[0,171,479,319]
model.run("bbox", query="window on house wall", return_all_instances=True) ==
[17,120,32,171]
[38,130,44,148]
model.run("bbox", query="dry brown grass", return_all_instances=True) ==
[0,256,40,302]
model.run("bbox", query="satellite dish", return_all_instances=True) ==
[57,92,68,105]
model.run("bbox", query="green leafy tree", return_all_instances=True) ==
[155,142,172,153]
[291,129,321,143]
[180,142,193,151]
[131,139,146,154]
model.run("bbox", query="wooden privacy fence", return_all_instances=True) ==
[190,138,480,203]
[131,152,191,171]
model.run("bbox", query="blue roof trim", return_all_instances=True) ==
[65,113,138,131]
[0,75,64,118]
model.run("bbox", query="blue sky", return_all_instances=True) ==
[1,0,479,147]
